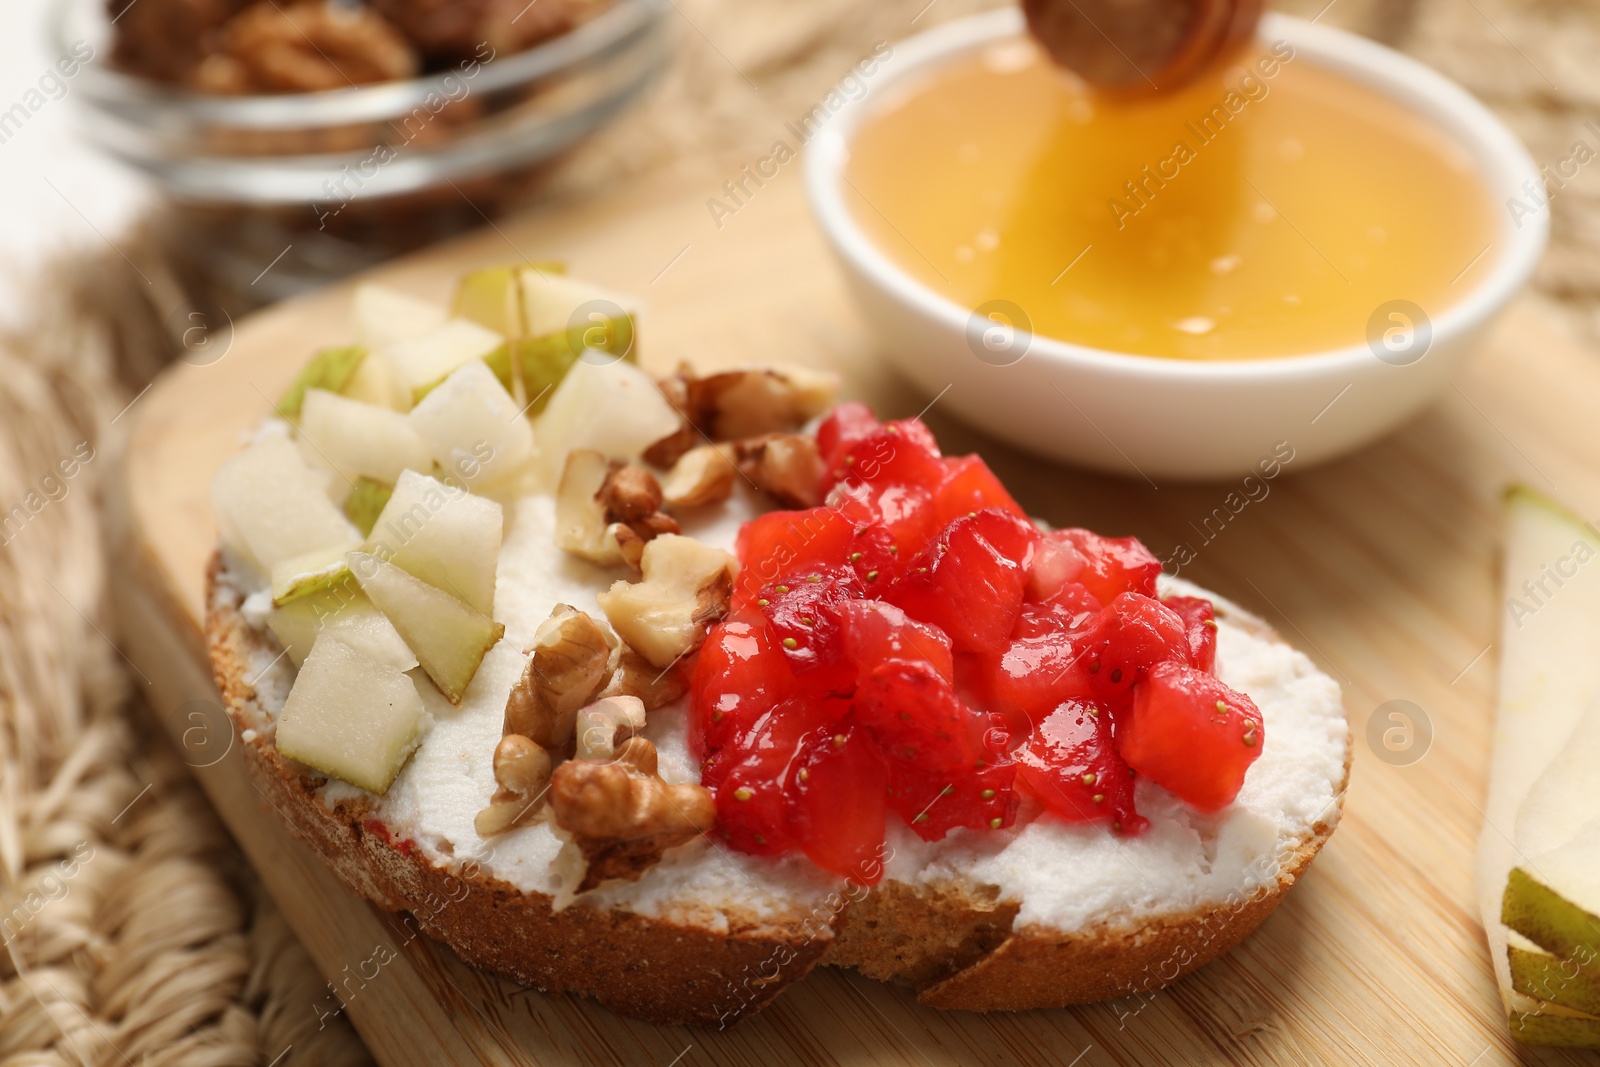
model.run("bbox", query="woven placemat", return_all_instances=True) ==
[0,1,1593,1062]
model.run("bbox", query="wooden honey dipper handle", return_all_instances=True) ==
[1022,0,1265,93]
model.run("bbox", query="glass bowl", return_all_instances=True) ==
[54,0,672,301]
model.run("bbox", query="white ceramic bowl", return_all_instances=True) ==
[805,11,1546,481]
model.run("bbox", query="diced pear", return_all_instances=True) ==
[363,469,502,615]
[516,269,638,411]
[341,348,411,412]
[270,543,358,605]
[266,584,417,671]
[1477,486,1600,1045]
[276,346,366,421]
[348,551,503,704]
[406,359,534,493]
[451,261,566,336]
[535,359,680,476]
[352,283,448,351]
[211,435,359,571]
[452,265,523,336]
[1510,930,1600,1015]
[274,635,427,794]
[343,477,393,537]
[298,388,433,485]
[521,269,632,337]
[383,319,513,404]
[596,535,735,668]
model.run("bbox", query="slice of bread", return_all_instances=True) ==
[206,530,1349,1027]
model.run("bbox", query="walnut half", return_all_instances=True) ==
[549,755,715,893]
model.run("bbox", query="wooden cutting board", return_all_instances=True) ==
[107,165,1600,1067]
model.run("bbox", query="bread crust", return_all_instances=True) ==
[206,556,828,1027]
[205,553,1349,1025]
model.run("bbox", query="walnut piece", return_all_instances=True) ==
[502,605,616,751]
[556,452,680,569]
[549,759,715,892]
[368,0,607,62]
[554,449,625,566]
[191,2,419,94]
[644,364,840,464]
[595,535,736,668]
[734,434,824,508]
[573,696,646,762]
[474,734,552,837]
[600,646,689,710]
[599,464,663,524]
[109,0,248,84]
[660,444,737,508]
[614,736,659,777]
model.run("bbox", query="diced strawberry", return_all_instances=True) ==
[1079,593,1189,712]
[975,628,1097,728]
[888,758,1018,842]
[854,660,1017,840]
[1163,595,1218,673]
[822,418,943,494]
[711,697,840,854]
[854,661,983,772]
[823,418,948,557]
[816,402,880,478]
[934,455,1026,526]
[1046,529,1163,604]
[786,724,889,883]
[755,569,860,696]
[844,522,904,589]
[886,510,1037,654]
[1117,662,1263,812]
[1015,700,1146,833]
[689,613,795,761]
[832,598,954,683]
[733,507,855,607]
[1015,581,1103,640]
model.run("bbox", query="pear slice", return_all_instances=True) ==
[406,359,535,494]
[343,477,393,537]
[1510,930,1600,1015]
[266,584,416,671]
[535,358,680,478]
[383,319,513,404]
[274,635,427,794]
[270,543,358,605]
[1507,990,1600,1048]
[211,435,360,572]
[348,551,503,704]
[276,346,366,421]
[298,388,433,486]
[516,269,638,412]
[352,283,448,351]
[1505,827,1600,974]
[1516,700,1600,857]
[362,469,502,616]
[1477,486,1600,1046]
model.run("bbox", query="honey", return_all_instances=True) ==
[843,38,1500,360]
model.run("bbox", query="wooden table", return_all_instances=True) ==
[108,167,1600,1065]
